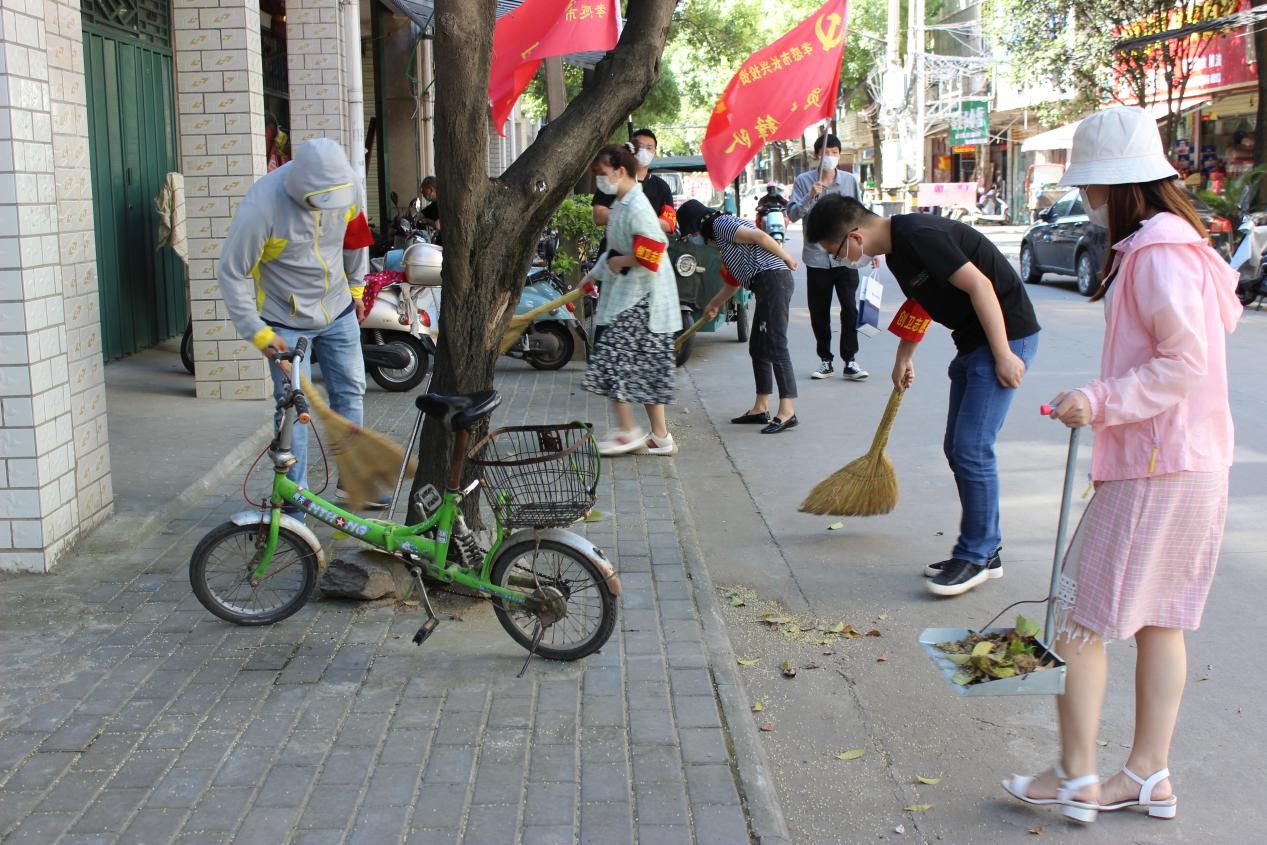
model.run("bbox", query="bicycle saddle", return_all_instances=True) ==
[415,390,501,432]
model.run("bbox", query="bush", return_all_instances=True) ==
[547,195,604,282]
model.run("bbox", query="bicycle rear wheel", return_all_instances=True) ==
[189,522,318,625]
[490,539,617,661]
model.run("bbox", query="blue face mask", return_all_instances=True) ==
[687,234,705,246]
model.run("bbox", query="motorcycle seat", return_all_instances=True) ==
[415,390,501,432]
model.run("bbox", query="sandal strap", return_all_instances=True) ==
[1058,773,1099,802]
[1122,766,1170,802]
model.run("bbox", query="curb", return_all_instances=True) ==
[664,463,793,845]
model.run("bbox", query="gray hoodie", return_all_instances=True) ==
[219,138,368,347]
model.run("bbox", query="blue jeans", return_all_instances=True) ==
[268,311,366,491]
[943,333,1038,565]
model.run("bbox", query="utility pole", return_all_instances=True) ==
[908,0,925,189]
[880,0,903,193]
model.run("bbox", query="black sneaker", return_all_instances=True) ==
[928,558,992,597]
[925,547,1002,578]
[810,360,834,379]
[842,360,869,381]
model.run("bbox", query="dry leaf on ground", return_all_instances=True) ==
[781,660,797,678]
[835,749,866,761]
[759,722,776,732]
[737,657,761,667]
[752,702,764,712]
[903,804,933,812]
[916,775,942,785]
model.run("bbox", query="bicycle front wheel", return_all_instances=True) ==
[189,522,318,626]
[490,539,617,661]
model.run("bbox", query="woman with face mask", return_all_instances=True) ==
[580,143,681,456]
[1001,107,1241,825]
[679,199,801,434]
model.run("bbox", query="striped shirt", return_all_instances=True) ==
[708,215,787,285]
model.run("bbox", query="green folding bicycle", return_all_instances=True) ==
[188,337,620,667]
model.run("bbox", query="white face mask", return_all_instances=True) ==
[820,154,840,173]
[837,233,872,269]
[595,173,619,195]
[635,148,655,168]
[1080,188,1109,228]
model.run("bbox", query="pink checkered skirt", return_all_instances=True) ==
[1054,470,1229,641]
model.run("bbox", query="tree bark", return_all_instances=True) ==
[408,0,676,524]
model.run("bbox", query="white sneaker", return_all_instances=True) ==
[842,361,869,381]
[642,432,677,456]
[597,428,646,456]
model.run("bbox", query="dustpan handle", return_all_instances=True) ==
[1045,425,1081,639]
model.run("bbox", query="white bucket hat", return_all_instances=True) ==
[1059,106,1179,187]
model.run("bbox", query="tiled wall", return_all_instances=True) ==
[0,0,85,571]
[287,0,348,147]
[173,0,270,401]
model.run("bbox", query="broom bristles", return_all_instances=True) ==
[300,377,416,510]
[799,451,898,516]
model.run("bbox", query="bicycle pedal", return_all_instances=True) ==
[412,618,439,646]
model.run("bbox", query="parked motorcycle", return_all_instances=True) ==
[503,268,587,370]
[355,243,442,391]
[1229,212,1267,307]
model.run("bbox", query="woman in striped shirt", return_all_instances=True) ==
[678,200,801,434]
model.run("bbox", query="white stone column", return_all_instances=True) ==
[173,0,270,400]
[0,0,82,571]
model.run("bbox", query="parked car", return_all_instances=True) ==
[1019,188,1233,296]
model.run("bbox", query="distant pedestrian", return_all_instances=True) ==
[581,143,680,457]
[677,199,801,435]
[788,134,868,382]
[1001,107,1241,824]
[804,195,1040,596]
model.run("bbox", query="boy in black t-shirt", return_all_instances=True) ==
[805,196,1041,598]
[592,128,676,237]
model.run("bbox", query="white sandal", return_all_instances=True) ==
[1057,772,1100,824]
[1001,763,1068,807]
[1099,767,1177,819]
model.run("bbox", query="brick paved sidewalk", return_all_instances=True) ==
[0,364,788,845]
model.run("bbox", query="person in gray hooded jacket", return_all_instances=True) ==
[219,138,377,502]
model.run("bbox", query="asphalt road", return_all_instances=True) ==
[671,221,1267,844]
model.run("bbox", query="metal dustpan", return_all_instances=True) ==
[920,423,1081,697]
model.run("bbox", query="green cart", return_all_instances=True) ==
[650,155,754,367]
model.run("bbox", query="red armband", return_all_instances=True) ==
[343,212,375,250]
[888,299,933,342]
[658,204,677,231]
[632,234,667,271]
[719,264,741,288]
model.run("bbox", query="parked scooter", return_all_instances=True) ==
[1229,212,1267,307]
[504,267,587,370]
[356,243,442,391]
[763,207,787,244]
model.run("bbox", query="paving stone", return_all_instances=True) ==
[234,806,302,844]
[628,708,677,746]
[119,807,186,844]
[405,829,461,845]
[363,763,421,806]
[678,728,729,766]
[657,600,697,621]
[295,785,358,830]
[200,700,256,732]
[348,802,410,845]
[623,655,668,684]
[578,801,633,845]
[141,715,201,750]
[291,830,347,845]
[177,731,235,770]
[673,695,722,730]
[0,790,42,834]
[13,700,76,733]
[410,783,469,830]
[532,711,578,746]
[59,834,116,845]
[182,786,252,832]
[106,698,166,733]
[685,764,740,806]
[523,782,577,828]
[238,714,298,747]
[520,825,574,845]
[255,765,317,808]
[333,716,388,747]
[527,743,577,783]
[422,744,477,785]
[578,727,627,763]
[627,681,670,710]
[691,803,750,845]
[69,788,147,834]
[665,641,708,669]
[631,746,685,784]
[485,693,533,729]
[377,728,431,766]
[432,708,485,746]
[72,683,132,717]
[6,751,75,791]
[213,747,273,788]
[318,746,376,787]
[632,781,690,826]
[0,733,39,770]
[581,694,625,728]
[580,761,630,803]
[636,824,693,845]
[463,802,521,843]
[3,811,77,843]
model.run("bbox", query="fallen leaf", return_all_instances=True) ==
[584,509,605,522]
[834,748,866,761]
[752,702,764,712]
[878,613,890,621]
[331,530,349,541]
[827,622,847,634]
[737,657,761,667]
[1096,739,1108,747]
[781,660,797,678]
[916,775,942,785]
[759,722,776,732]
[876,652,889,662]
[759,613,794,625]
[799,620,817,631]
[865,629,882,638]
[903,804,933,812]
[803,662,820,670]
[822,650,836,656]
[827,521,844,530]
[1028,826,1045,835]
[729,594,746,607]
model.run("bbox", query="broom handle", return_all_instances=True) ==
[1045,425,1081,639]
[865,388,905,457]
[511,286,586,327]
[673,315,709,354]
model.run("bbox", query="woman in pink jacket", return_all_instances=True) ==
[1003,107,1242,824]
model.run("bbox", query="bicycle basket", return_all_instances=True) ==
[468,423,599,528]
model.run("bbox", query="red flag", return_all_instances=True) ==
[489,0,619,135]
[702,0,848,190]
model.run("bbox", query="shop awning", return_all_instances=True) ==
[381,0,613,68]
[1020,99,1212,153]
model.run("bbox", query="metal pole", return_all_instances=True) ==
[1045,426,1081,639]
[341,0,367,205]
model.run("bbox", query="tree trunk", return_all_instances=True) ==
[1255,0,1267,205]
[408,0,676,524]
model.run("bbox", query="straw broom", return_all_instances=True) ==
[673,315,709,355]
[499,286,588,354]
[300,376,416,510]
[799,387,905,516]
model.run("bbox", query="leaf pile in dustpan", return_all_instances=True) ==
[300,376,416,510]
[935,615,1057,687]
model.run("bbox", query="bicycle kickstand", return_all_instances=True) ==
[409,567,441,646]
[516,623,546,679]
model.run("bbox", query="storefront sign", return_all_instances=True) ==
[1113,0,1256,102]
[917,182,977,208]
[949,100,990,146]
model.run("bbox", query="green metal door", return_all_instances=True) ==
[83,7,185,360]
